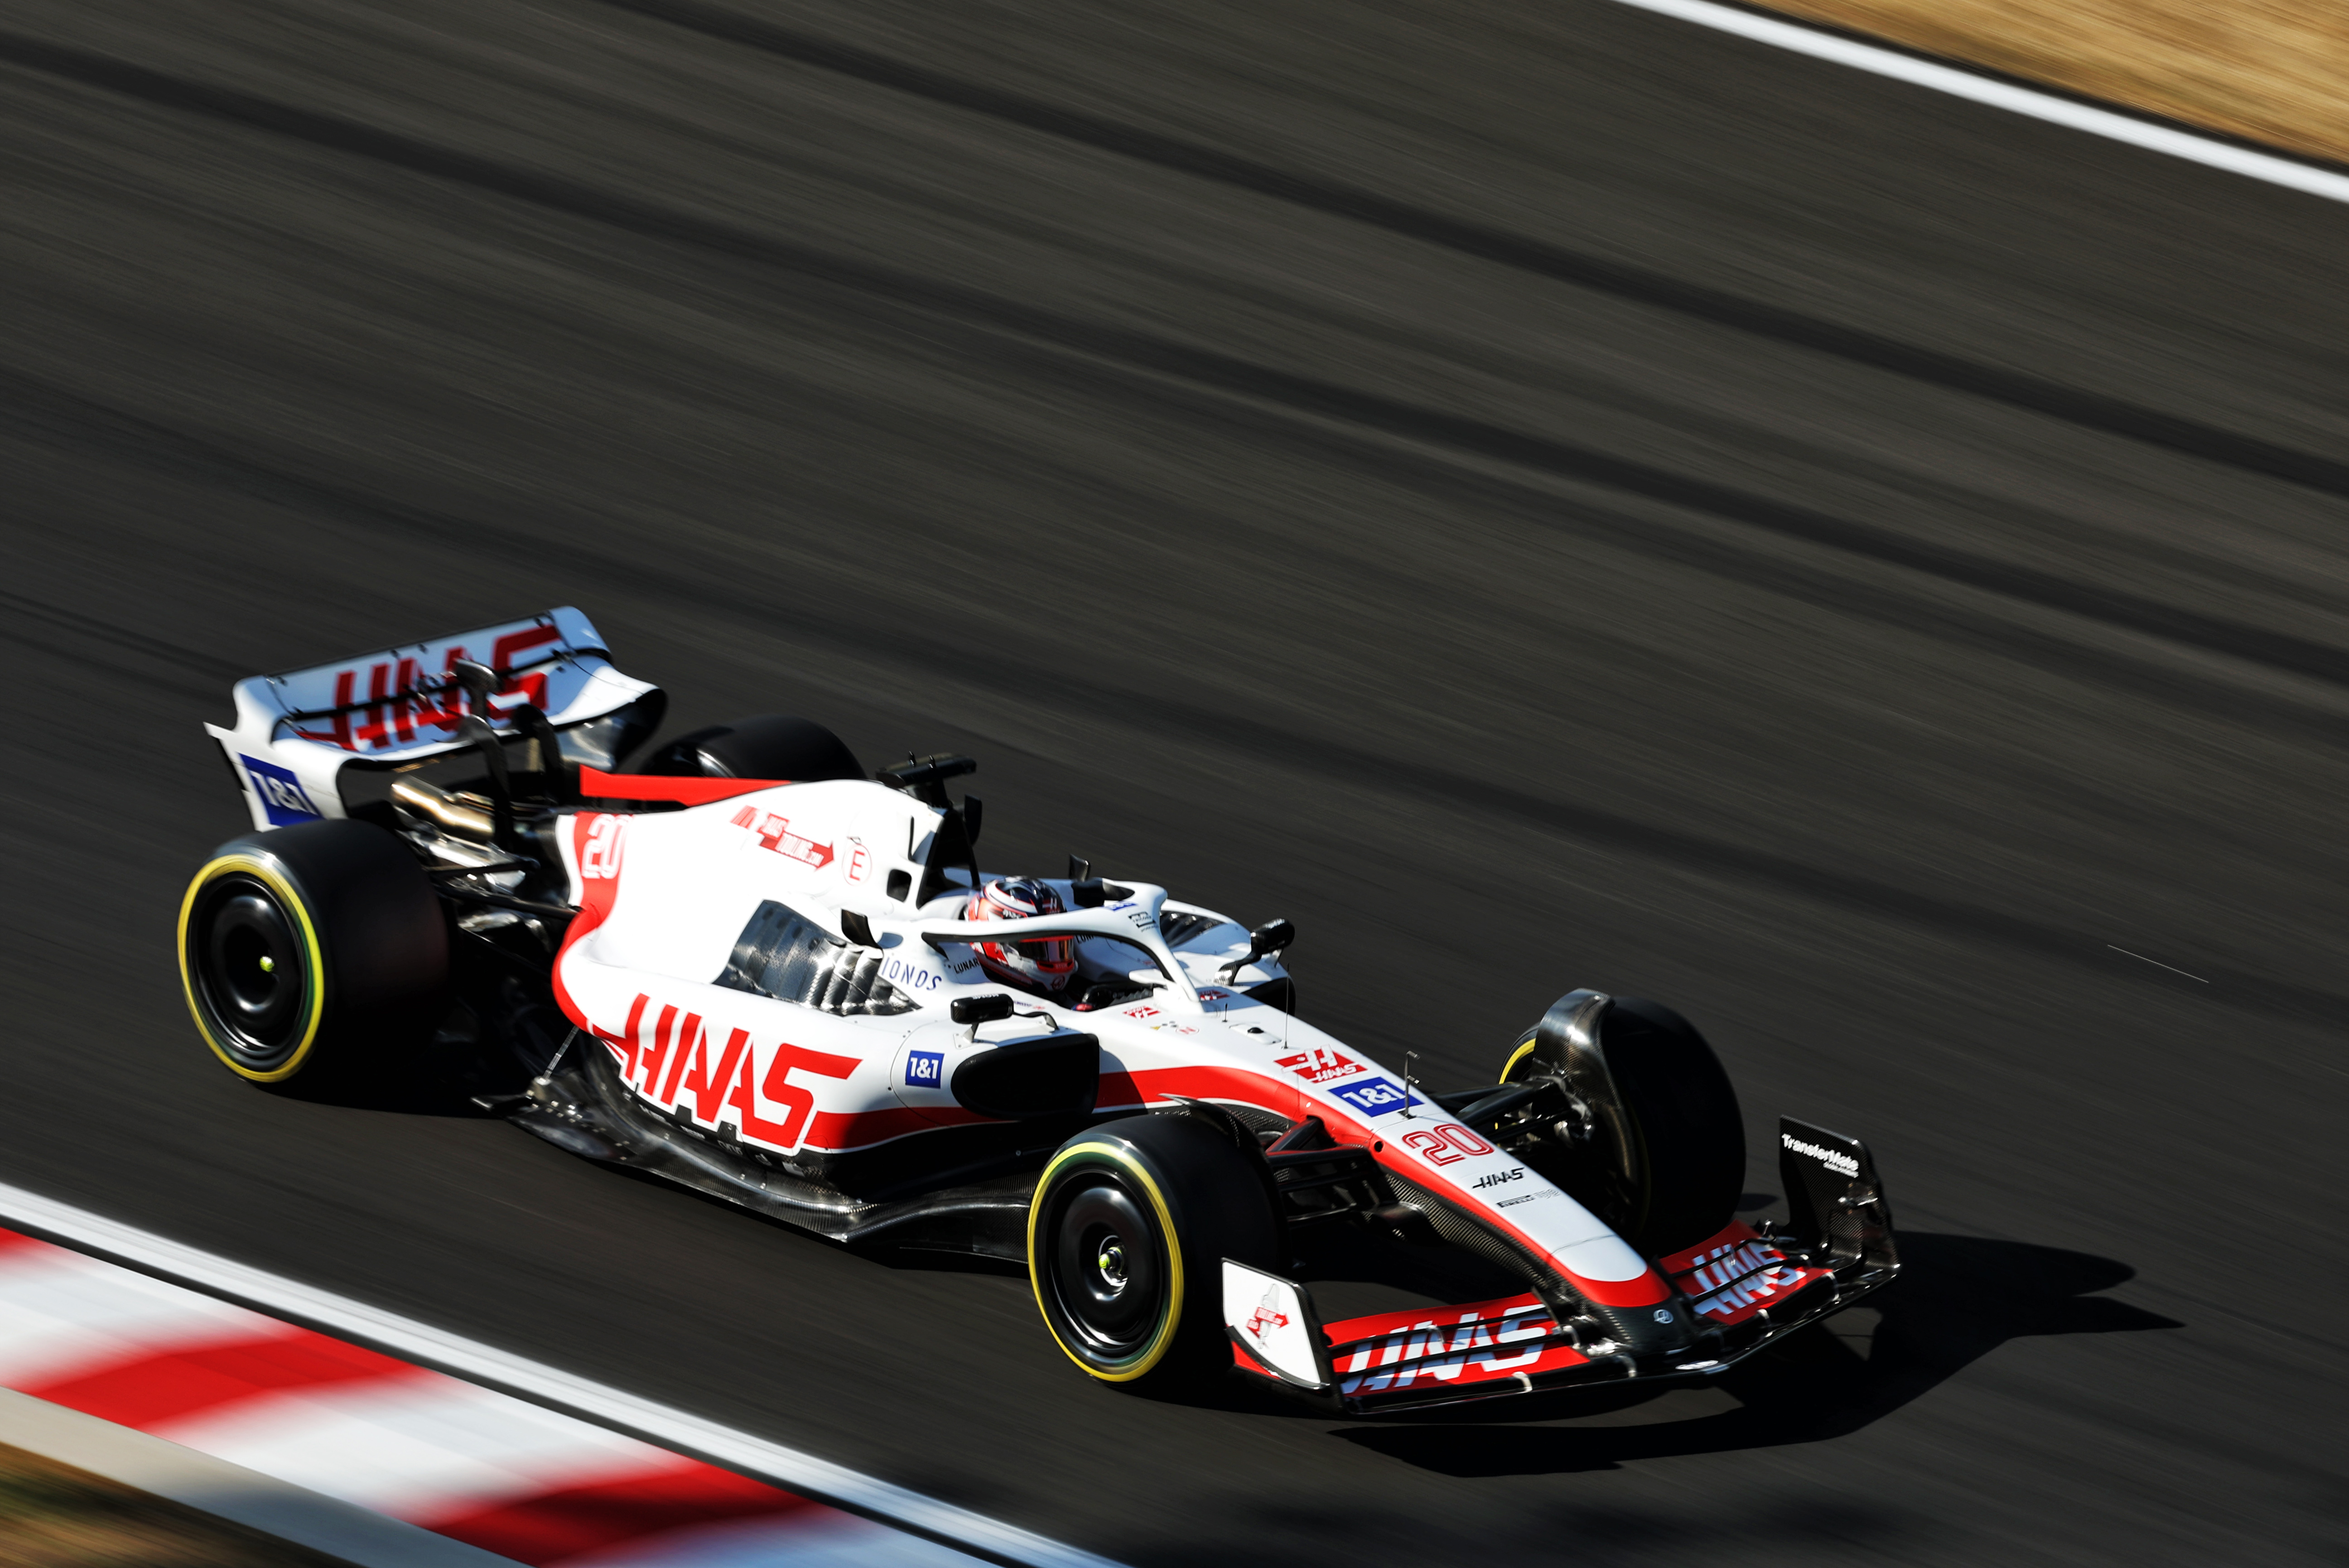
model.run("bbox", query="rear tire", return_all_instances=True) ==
[642,715,862,783]
[178,820,449,1087]
[1028,1114,1279,1391]
[1501,995,1743,1256]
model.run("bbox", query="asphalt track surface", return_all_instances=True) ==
[3,1,2345,1562]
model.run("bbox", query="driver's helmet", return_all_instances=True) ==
[965,877,1077,996]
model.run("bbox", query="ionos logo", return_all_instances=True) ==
[1781,1132,1860,1178]
[881,957,942,993]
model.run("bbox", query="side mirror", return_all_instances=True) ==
[1221,918,1295,979]
[950,994,1015,1026]
[448,658,500,718]
[1248,918,1295,962]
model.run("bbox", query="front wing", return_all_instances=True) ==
[1226,1118,1900,1414]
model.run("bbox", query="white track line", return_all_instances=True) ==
[0,1181,1123,1568]
[1601,0,2349,206]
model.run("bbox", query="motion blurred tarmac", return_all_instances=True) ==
[1,1,2344,1562]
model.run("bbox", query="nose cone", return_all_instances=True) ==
[1573,1291,1701,1357]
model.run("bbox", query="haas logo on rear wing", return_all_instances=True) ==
[205,608,663,832]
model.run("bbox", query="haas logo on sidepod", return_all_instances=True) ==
[593,993,858,1153]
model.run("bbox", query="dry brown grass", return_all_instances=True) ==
[0,1443,346,1568]
[1753,0,2349,165]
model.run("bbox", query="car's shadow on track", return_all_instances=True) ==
[264,1061,511,1117]
[1317,1232,2180,1474]
[264,1004,569,1117]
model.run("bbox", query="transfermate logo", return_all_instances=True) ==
[1781,1132,1860,1178]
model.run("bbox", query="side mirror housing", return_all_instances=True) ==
[1247,918,1295,962]
[1222,918,1295,980]
[950,994,1015,1026]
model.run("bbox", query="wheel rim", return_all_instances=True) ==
[186,871,314,1072]
[1044,1172,1167,1366]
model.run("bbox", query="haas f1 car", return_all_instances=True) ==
[178,610,1900,1411]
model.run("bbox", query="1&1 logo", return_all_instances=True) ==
[905,1050,945,1088]
[1330,1077,1417,1118]
[239,754,322,827]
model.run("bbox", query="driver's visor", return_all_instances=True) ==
[1014,936,1077,974]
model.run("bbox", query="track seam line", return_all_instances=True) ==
[0,1180,1124,1568]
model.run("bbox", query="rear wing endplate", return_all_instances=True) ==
[205,607,663,831]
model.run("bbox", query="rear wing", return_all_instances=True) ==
[205,607,664,831]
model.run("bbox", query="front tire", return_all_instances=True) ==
[179,820,449,1086]
[1501,993,1743,1256]
[1028,1114,1279,1390]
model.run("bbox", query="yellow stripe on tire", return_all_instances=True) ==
[1027,1141,1185,1383]
[1501,1032,1543,1082]
[177,853,327,1084]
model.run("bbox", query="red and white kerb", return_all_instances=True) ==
[0,1229,969,1565]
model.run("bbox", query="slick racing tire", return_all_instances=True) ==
[179,820,449,1087]
[1501,996,1743,1257]
[1029,1113,1279,1391]
[642,715,863,783]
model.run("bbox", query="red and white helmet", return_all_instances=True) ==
[965,878,1077,995]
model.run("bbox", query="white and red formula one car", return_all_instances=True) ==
[178,610,1899,1412]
